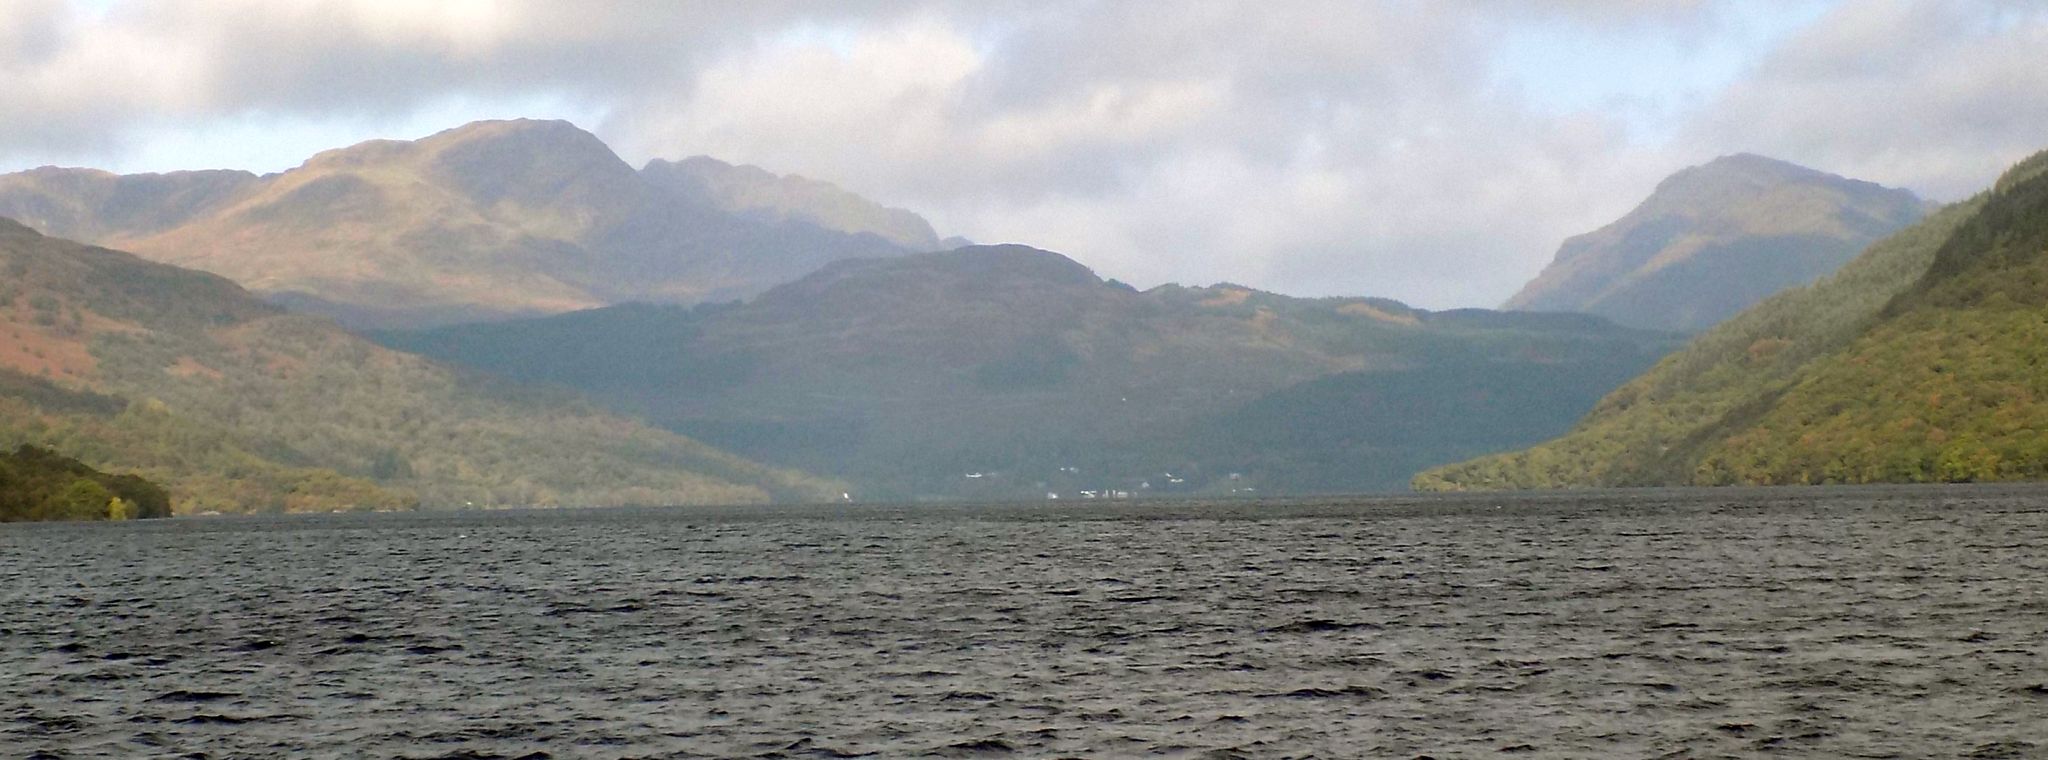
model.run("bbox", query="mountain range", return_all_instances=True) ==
[1421,149,2048,490]
[0,217,835,513]
[8,113,2034,507]
[0,120,944,328]
[1505,154,1931,332]
[378,244,1678,499]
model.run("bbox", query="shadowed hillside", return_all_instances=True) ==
[381,245,1678,499]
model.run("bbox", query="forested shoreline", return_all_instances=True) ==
[0,444,171,522]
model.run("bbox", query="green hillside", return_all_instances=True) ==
[0,444,170,522]
[0,218,837,513]
[1420,149,2048,490]
[381,245,1678,499]
[1171,358,1657,493]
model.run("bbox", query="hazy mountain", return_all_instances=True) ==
[0,218,835,513]
[1505,154,1931,332]
[641,156,941,251]
[1419,149,2048,490]
[379,244,1678,499]
[0,167,261,242]
[0,120,943,328]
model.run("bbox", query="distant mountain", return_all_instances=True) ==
[1505,154,1931,332]
[641,156,940,251]
[0,218,835,512]
[1419,148,2048,490]
[0,120,944,328]
[379,244,1679,499]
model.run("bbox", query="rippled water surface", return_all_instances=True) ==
[5,487,2048,758]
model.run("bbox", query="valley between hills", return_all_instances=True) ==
[5,118,2044,518]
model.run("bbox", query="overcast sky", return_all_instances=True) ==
[3,0,2044,308]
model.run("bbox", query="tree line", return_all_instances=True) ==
[0,444,172,522]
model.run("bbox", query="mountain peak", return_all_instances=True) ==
[1505,155,1929,332]
[744,243,1101,322]
[903,244,1100,283]
[1647,154,1871,208]
[0,119,928,328]
[294,119,627,175]
[19,166,118,179]
[420,118,634,189]
[1699,152,1813,174]
[791,243,1098,291]
[1426,145,2048,492]
[423,118,607,150]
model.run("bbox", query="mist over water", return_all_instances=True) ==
[5,488,2046,758]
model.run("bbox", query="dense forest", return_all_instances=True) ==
[1685,150,2048,484]
[0,444,170,522]
[1420,149,2048,490]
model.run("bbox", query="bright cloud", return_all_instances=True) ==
[0,0,2042,308]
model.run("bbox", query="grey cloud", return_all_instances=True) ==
[1687,0,2048,199]
[0,0,2043,307]
[600,1,1664,303]
[0,0,67,63]
[0,1,913,154]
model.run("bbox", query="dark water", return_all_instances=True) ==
[4,487,2047,759]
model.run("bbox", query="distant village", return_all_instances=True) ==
[941,466,1260,502]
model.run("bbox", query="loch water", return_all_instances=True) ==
[4,487,2047,758]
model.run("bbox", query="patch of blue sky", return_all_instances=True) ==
[38,93,608,176]
[764,21,864,56]
[69,0,117,19]
[1490,0,1836,142]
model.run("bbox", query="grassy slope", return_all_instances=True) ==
[1690,151,2048,484]
[0,219,837,512]
[1419,150,2047,490]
